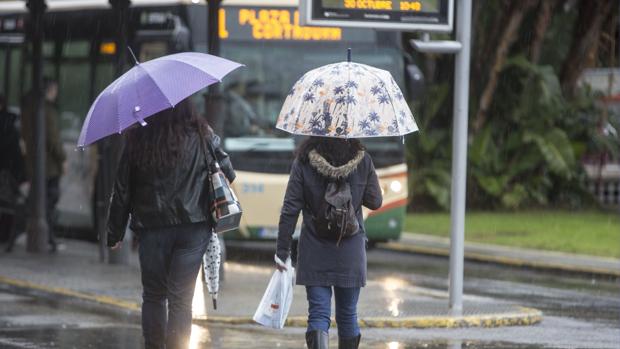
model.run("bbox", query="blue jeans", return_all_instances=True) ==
[306,286,361,338]
[138,223,210,349]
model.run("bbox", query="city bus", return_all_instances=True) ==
[0,0,411,245]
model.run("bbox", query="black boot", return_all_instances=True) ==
[306,330,329,349]
[338,334,360,349]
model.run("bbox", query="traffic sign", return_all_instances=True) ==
[299,0,453,32]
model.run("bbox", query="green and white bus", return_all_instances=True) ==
[0,0,411,244]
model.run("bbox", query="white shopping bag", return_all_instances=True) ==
[253,256,295,329]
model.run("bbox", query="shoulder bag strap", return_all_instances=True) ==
[196,125,219,174]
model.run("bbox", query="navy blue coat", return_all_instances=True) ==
[276,151,382,287]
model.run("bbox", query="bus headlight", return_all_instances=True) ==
[390,180,403,193]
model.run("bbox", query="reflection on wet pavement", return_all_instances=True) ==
[0,288,611,349]
[0,325,552,349]
[1,243,619,349]
[380,277,407,317]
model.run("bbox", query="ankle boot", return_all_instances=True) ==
[306,330,329,349]
[338,334,360,349]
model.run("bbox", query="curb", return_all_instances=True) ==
[380,241,620,278]
[0,275,542,329]
[0,275,140,319]
[196,307,542,329]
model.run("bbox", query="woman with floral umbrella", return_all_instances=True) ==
[275,58,417,349]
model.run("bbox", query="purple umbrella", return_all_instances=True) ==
[78,52,243,147]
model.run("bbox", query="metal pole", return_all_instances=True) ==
[207,0,221,56]
[107,0,131,265]
[448,0,472,316]
[206,0,224,134]
[26,0,48,253]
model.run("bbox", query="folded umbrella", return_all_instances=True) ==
[276,60,418,138]
[202,232,221,310]
[78,52,243,147]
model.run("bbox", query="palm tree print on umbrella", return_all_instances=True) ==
[276,61,418,138]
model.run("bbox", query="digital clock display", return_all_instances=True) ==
[321,0,439,14]
[302,0,452,32]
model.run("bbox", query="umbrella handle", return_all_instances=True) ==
[347,48,351,62]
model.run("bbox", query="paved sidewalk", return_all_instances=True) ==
[382,233,620,277]
[0,237,540,329]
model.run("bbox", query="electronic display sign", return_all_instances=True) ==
[300,0,453,32]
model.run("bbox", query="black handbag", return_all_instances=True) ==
[198,128,242,234]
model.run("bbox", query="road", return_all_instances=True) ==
[0,244,618,349]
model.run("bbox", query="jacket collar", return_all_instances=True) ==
[308,149,365,179]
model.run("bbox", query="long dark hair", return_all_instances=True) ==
[296,137,365,166]
[127,97,207,169]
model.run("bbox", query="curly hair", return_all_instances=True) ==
[127,98,209,169]
[296,137,365,166]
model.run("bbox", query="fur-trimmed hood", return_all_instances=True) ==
[308,149,365,179]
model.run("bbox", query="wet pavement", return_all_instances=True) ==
[0,290,557,349]
[0,239,619,348]
[0,238,536,327]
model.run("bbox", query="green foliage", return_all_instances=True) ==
[468,55,593,208]
[408,53,617,210]
[406,1,619,211]
[407,84,452,210]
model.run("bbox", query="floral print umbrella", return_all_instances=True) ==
[202,233,221,310]
[276,61,418,138]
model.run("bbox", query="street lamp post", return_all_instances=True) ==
[25,0,48,253]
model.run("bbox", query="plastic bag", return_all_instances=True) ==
[253,256,295,329]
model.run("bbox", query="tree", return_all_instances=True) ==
[472,0,538,134]
[560,0,615,96]
[529,0,561,64]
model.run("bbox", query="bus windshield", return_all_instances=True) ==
[220,43,404,142]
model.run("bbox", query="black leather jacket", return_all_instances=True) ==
[106,129,235,246]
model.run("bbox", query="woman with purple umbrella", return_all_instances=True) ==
[85,52,243,349]
[107,97,235,349]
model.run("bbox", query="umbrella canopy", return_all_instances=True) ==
[202,233,221,310]
[276,61,418,138]
[78,52,243,147]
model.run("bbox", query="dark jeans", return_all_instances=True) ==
[138,223,210,349]
[306,286,361,338]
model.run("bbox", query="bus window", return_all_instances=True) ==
[139,41,169,62]
[63,40,90,58]
[43,42,54,58]
[219,43,404,140]
[0,47,6,96]
[8,47,22,107]
[57,40,91,140]
[94,62,116,100]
